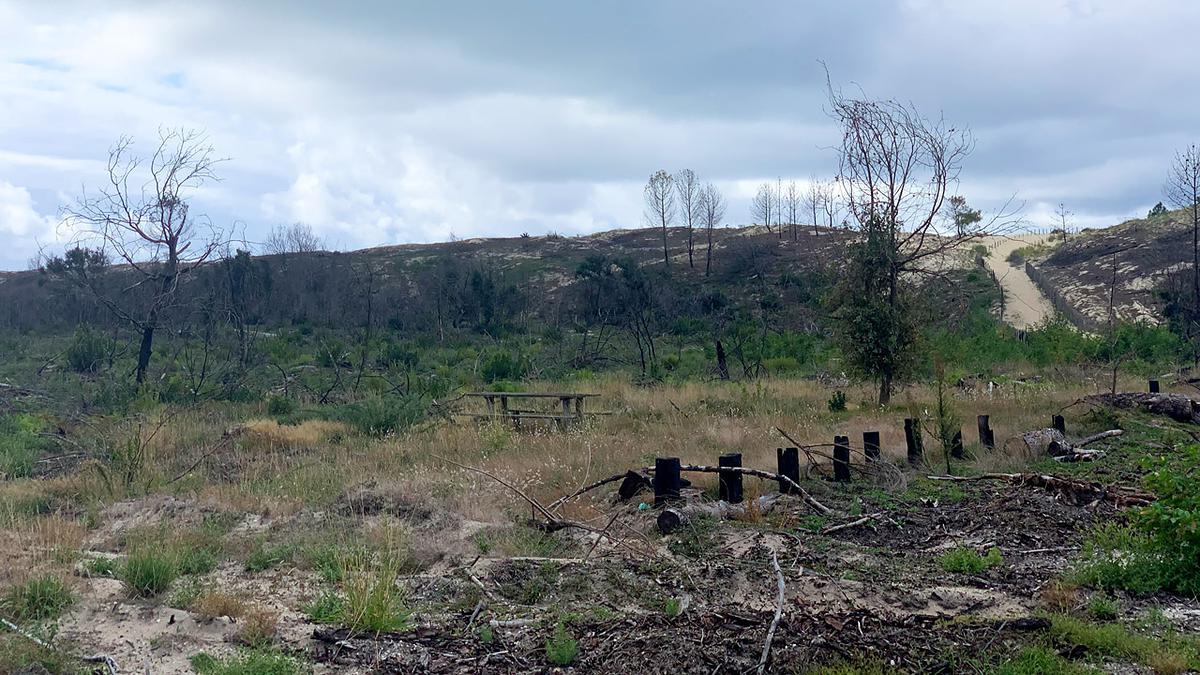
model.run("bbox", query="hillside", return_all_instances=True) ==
[1025,209,1195,329]
[0,225,856,334]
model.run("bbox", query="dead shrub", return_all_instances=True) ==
[234,605,278,647]
[238,419,347,451]
[1040,580,1080,613]
[191,590,247,621]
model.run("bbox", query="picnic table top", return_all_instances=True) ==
[464,391,599,399]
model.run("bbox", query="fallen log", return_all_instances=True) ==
[1021,428,1122,458]
[927,472,1154,508]
[657,494,780,534]
[1086,392,1200,424]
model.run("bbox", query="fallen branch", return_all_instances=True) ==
[757,549,786,675]
[821,512,883,535]
[927,472,1154,507]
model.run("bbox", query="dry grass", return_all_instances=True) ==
[0,513,85,587]
[1040,580,1081,613]
[238,418,349,450]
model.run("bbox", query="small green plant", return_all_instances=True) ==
[85,556,119,577]
[827,389,847,412]
[664,596,682,618]
[545,621,578,666]
[477,624,495,645]
[177,546,218,576]
[340,550,411,633]
[188,648,305,675]
[996,645,1086,675]
[667,516,719,557]
[1087,593,1119,621]
[303,592,345,625]
[1,576,74,623]
[245,543,294,573]
[167,577,207,610]
[0,413,50,479]
[121,549,178,597]
[938,546,1002,574]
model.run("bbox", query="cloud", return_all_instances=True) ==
[0,179,60,269]
[0,1,1198,269]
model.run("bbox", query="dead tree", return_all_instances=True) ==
[262,222,324,254]
[645,170,676,269]
[784,180,800,241]
[675,169,701,269]
[54,129,226,384]
[752,182,775,234]
[699,182,726,277]
[1165,145,1200,307]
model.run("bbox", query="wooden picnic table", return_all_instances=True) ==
[463,392,600,429]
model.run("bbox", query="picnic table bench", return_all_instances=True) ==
[462,392,600,429]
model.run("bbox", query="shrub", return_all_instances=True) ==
[996,645,1085,675]
[481,351,526,383]
[121,549,178,597]
[938,546,1002,574]
[0,413,49,479]
[1,576,74,623]
[177,546,218,576]
[827,390,847,412]
[66,325,110,373]
[245,543,295,573]
[85,557,119,577]
[266,396,296,417]
[234,606,278,648]
[334,394,425,437]
[545,622,578,666]
[1072,448,1200,596]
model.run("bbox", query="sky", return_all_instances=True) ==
[1,0,1198,270]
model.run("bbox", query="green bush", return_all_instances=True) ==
[66,325,110,373]
[1072,447,1200,596]
[481,350,526,383]
[303,591,345,625]
[121,549,178,597]
[1,576,74,624]
[334,394,425,437]
[827,390,847,412]
[0,413,49,478]
[938,546,1002,574]
[266,396,297,417]
[245,543,295,573]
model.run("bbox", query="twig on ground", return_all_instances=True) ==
[757,549,786,675]
[821,512,883,535]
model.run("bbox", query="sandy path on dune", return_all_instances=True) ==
[980,235,1056,330]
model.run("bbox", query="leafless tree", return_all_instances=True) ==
[674,169,701,269]
[1165,145,1200,305]
[699,182,726,276]
[751,182,774,234]
[804,177,822,237]
[645,170,676,268]
[55,128,226,384]
[774,177,784,239]
[1053,202,1073,242]
[827,79,1015,405]
[784,180,800,241]
[263,222,324,254]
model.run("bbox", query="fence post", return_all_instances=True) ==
[653,457,682,506]
[1052,415,1065,434]
[718,452,743,503]
[833,436,851,482]
[904,418,923,465]
[1149,380,1160,393]
[950,430,964,460]
[777,447,800,494]
[863,431,881,461]
[977,414,994,450]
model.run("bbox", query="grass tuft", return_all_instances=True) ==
[1,575,74,623]
[121,548,178,597]
[938,546,1002,574]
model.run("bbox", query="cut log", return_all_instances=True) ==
[1021,428,1122,457]
[1085,392,1200,424]
[657,494,780,534]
